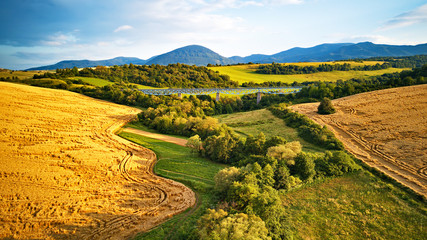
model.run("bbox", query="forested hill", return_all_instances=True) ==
[27,42,427,70]
[146,45,234,66]
[235,42,427,63]
[34,64,238,88]
[27,57,147,71]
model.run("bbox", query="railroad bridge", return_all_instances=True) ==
[138,87,302,104]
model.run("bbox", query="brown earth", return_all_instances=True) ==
[0,82,195,239]
[123,128,188,147]
[290,84,427,198]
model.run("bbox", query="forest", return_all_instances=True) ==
[33,63,238,88]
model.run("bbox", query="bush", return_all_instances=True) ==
[316,151,361,176]
[198,209,271,240]
[317,97,336,114]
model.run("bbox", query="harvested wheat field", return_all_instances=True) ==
[291,84,427,198]
[0,82,195,239]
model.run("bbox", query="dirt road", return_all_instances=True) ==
[0,82,195,239]
[123,128,188,146]
[291,84,427,198]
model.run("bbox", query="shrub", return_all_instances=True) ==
[317,97,336,114]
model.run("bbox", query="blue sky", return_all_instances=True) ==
[1,0,426,69]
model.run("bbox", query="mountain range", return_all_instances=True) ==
[27,42,427,70]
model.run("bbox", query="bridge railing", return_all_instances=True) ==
[137,87,302,96]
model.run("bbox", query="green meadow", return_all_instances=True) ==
[0,70,45,79]
[69,76,112,87]
[208,62,409,84]
[215,108,325,152]
[282,171,427,239]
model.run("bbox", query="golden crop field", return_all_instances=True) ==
[291,84,427,198]
[0,82,195,239]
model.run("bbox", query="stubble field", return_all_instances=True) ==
[0,82,195,239]
[291,84,427,198]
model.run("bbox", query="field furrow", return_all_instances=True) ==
[0,82,195,239]
[291,84,427,198]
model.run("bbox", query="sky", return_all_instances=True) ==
[1,0,426,69]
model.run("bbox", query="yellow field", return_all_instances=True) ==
[0,82,195,239]
[209,62,409,84]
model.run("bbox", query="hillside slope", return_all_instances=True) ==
[26,42,427,70]
[146,45,233,66]
[0,82,195,239]
[291,85,427,198]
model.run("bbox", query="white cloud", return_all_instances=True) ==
[41,32,78,46]
[114,25,134,33]
[264,0,304,5]
[379,4,427,30]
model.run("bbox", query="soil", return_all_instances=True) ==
[290,84,427,198]
[0,82,195,239]
[123,128,188,147]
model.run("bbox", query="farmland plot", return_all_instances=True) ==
[0,82,195,239]
[291,84,427,198]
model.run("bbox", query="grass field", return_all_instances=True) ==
[69,76,113,87]
[118,131,225,240]
[0,70,43,79]
[215,109,325,152]
[209,63,409,84]
[282,171,427,239]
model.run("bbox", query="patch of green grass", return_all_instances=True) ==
[281,171,427,240]
[215,109,325,152]
[69,77,113,87]
[209,63,409,84]
[118,131,225,240]
[0,70,41,80]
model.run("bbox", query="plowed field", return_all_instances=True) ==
[0,82,195,239]
[291,84,427,198]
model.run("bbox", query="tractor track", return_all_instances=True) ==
[81,121,194,240]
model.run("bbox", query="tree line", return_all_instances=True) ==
[33,63,238,88]
[255,62,392,75]
[352,54,427,68]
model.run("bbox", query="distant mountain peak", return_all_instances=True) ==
[26,42,427,70]
[145,44,233,66]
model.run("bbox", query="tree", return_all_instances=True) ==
[294,152,316,182]
[264,136,287,151]
[261,164,275,187]
[214,167,241,195]
[266,141,302,165]
[274,166,291,190]
[244,133,266,155]
[203,131,239,163]
[198,209,271,240]
[316,151,361,176]
[186,134,203,153]
[317,97,336,114]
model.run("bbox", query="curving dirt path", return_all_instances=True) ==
[0,82,195,239]
[123,128,188,147]
[290,84,427,198]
